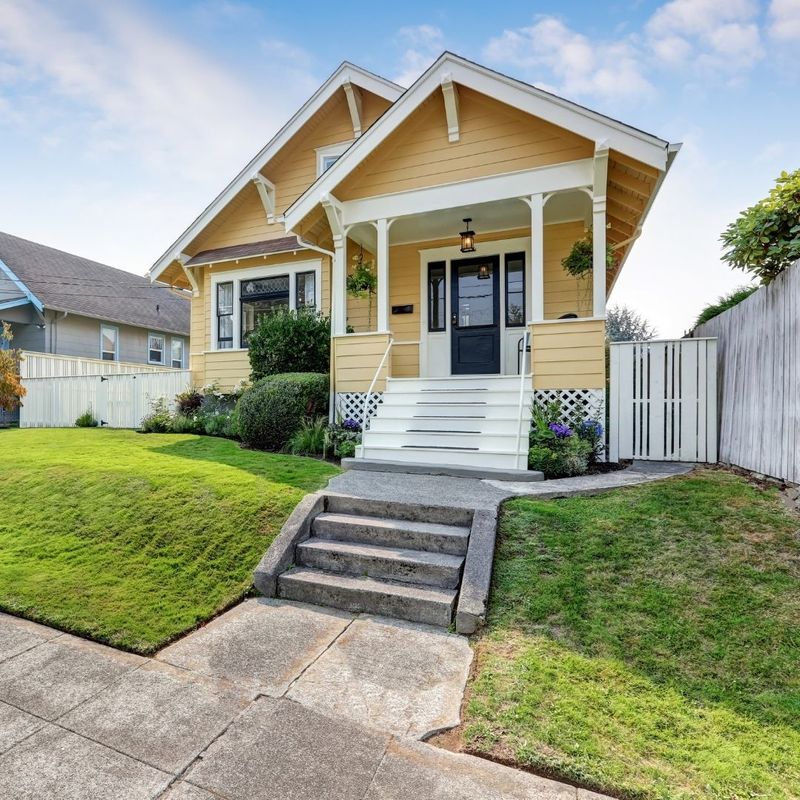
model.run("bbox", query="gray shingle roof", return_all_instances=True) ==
[0,231,190,336]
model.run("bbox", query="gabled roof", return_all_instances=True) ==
[284,52,675,231]
[0,231,190,335]
[150,62,404,282]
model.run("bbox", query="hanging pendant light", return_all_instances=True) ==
[459,218,476,253]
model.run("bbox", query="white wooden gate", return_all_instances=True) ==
[20,370,190,428]
[609,338,717,462]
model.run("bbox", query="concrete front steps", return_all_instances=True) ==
[277,497,473,627]
[358,375,531,470]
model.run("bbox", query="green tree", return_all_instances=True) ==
[605,305,656,342]
[720,169,800,283]
[0,322,26,414]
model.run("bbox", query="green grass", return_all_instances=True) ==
[463,470,800,799]
[0,429,338,653]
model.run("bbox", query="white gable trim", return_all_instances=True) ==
[284,52,673,232]
[0,257,44,314]
[149,62,403,282]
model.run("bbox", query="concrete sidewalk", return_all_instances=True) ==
[0,604,606,799]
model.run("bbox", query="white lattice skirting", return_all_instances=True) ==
[533,388,606,429]
[335,392,384,426]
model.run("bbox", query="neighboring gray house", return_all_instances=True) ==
[0,231,190,368]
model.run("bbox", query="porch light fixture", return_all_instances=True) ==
[459,218,476,253]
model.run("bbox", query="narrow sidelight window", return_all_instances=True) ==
[296,271,316,310]
[148,333,165,365]
[427,261,446,332]
[217,281,234,349]
[100,324,118,361]
[505,253,525,327]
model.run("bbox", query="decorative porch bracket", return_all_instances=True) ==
[440,72,460,143]
[177,252,199,297]
[322,193,348,335]
[592,141,610,318]
[252,173,276,224]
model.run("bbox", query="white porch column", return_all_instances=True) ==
[529,193,545,322]
[376,217,389,332]
[592,142,610,318]
[331,234,347,335]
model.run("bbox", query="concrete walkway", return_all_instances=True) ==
[0,604,605,799]
[327,460,694,510]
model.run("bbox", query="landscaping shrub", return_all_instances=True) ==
[247,308,330,381]
[175,388,203,415]
[577,418,604,464]
[694,285,758,327]
[170,412,203,434]
[203,408,239,438]
[285,416,328,455]
[327,418,361,459]
[140,398,172,433]
[237,372,328,451]
[75,409,98,428]
[529,403,592,478]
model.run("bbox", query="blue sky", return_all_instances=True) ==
[1,0,798,335]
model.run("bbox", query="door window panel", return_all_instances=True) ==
[456,262,495,327]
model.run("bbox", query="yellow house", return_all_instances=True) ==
[150,53,678,470]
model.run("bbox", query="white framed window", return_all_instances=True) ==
[100,324,118,361]
[171,338,185,369]
[210,260,322,351]
[316,141,352,177]
[148,332,165,365]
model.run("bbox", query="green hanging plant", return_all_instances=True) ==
[346,247,377,328]
[562,227,616,277]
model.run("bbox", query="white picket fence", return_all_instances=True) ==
[18,353,189,429]
[609,338,717,463]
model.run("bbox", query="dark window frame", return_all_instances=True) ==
[240,274,291,347]
[504,252,526,328]
[216,281,234,349]
[295,270,317,311]
[427,261,447,332]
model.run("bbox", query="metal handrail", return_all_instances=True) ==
[362,337,394,430]
[514,328,530,469]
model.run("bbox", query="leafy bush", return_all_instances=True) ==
[694,286,758,327]
[171,413,203,434]
[140,397,172,433]
[721,169,800,283]
[577,418,604,464]
[285,417,328,455]
[237,372,329,451]
[561,227,616,277]
[529,404,593,478]
[247,308,331,382]
[175,388,203,415]
[75,409,98,428]
[327,418,361,459]
[0,322,25,413]
[203,409,239,438]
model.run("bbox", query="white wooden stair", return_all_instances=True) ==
[358,375,531,470]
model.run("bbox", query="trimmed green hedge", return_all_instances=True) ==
[237,372,329,451]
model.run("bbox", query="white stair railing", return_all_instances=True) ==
[514,328,531,469]
[362,337,394,432]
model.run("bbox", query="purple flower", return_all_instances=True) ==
[579,419,603,438]
[342,418,361,432]
[548,422,572,439]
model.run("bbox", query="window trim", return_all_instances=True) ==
[170,337,185,369]
[210,260,322,351]
[504,252,526,328]
[316,141,353,177]
[99,323,119,361]
[147,332,166,365]
[427,261,447,333]
[216,281,234,350]
[295,270,317,311]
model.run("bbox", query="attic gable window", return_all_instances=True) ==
[316,141,352,177]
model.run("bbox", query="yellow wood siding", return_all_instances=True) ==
[202,350,250,391]
[333,332,391,392]
[530,319,606,389]
[543,220,592,319]
[336,85,593,201]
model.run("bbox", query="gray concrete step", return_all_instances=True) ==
[312,513,470,556]
[297,538,464,589]
[277,568,457,627]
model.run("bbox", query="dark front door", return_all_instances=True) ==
[451,255,501,374]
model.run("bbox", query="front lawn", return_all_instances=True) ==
[0,429,337,653]
[461,470,800,799]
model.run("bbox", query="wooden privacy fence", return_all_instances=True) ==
[19,353,189,428]
[19,351,172,379]
[693,261,800,483]
[609,338,717,462]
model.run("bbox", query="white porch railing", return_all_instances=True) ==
[362,337,394,430]
[514,328,531,468]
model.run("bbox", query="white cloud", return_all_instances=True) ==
[483,17,653,102]
[392,25,444,87]
[646,0,763,71]
[0,0,311,177]
[768,0,800,41]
